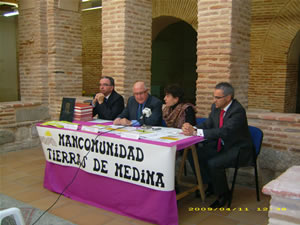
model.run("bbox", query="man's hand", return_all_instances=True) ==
[113,118,121,125]
[113,118,131,126]
[182,122,195,136]
[93,93,105,105]
[120,118,132,126]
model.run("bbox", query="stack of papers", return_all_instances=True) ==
[80,124,190,143]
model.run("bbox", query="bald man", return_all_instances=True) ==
[113,81,162,126]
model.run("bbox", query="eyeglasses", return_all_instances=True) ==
[100,83,111,87]
[213,95,227,99]
[133,90,147,96]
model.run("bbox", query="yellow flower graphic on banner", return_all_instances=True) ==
[45,131,52,136]
[40,130,57,146]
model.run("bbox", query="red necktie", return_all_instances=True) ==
[217,109,225,152]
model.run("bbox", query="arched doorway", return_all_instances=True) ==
[151,19,197,104]
[0,3,19,102]
[287,30,300,113]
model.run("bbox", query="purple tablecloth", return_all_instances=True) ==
[39,121,204,225]
[44,162,177,225]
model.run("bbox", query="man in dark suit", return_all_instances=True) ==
[182,82,253,208]
[92,76,124,120]
[113,81,162,126]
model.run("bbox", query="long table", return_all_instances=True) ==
[37,121,204,225]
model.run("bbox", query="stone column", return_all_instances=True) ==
[263,166,300,225]
[196,0,251,116]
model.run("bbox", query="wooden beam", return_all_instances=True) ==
[0,0,18,5]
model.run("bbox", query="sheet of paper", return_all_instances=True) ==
[90,119,113,123]
[138,127,191,143]
[41,121,79,130]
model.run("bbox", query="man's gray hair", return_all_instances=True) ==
[215,82,234,99]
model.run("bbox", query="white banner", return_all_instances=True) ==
[37,126,176,191]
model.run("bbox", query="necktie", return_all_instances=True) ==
[137,104,143,119]
[217,109,225,152]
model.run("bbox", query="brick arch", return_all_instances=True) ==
[151,20,197,104]
[152,16,181,41]
[152,0,197,31]
[249,0,300,113]
[287,30,300,113]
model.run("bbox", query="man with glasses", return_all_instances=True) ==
[92,76,124,120]
[182,82,253,208]
[113,81,162,126]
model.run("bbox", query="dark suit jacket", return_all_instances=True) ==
[197,99,253,166]
[117,94,162,126]
[93,90,124,120]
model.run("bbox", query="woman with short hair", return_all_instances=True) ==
[163,84,196,128]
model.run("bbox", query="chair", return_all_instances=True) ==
[196,117,207,125]
[0,207,25,225]
[227,125,263,208]
[162,119,167,127]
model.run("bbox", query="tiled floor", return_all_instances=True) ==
[1,147,270,225]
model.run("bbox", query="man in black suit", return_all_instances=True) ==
[182,82,253,208]
[113,81,162,126]
[92,76,124,120]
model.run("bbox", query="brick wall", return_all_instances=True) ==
[0,102,50,153]
[0,0,84,153]
[81,9,102,96]
[47,0,83,119]
[102,0,126,98]
[249,0,300,113]
[1,0,299,185]
[17,0,83,120]
[102,0,152,102]
[196,0,251,117]
[248,110,300,183]
[152,0,197,30]
[248,111,300,152]
[18,0,49,103]
[84,0,300,114]
[124,0,152,99]
[230,0,251,108]
[16,0,300,117]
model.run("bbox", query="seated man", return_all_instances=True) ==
[182,82,253,208]
[92,76,124,120]
[114,81,162,126]
[163,84,196,128]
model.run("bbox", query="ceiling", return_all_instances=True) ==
[0,0,102,17]
[0,1,18,16]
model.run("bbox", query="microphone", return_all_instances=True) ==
[141,107,152,126]
[142,107,152,118]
